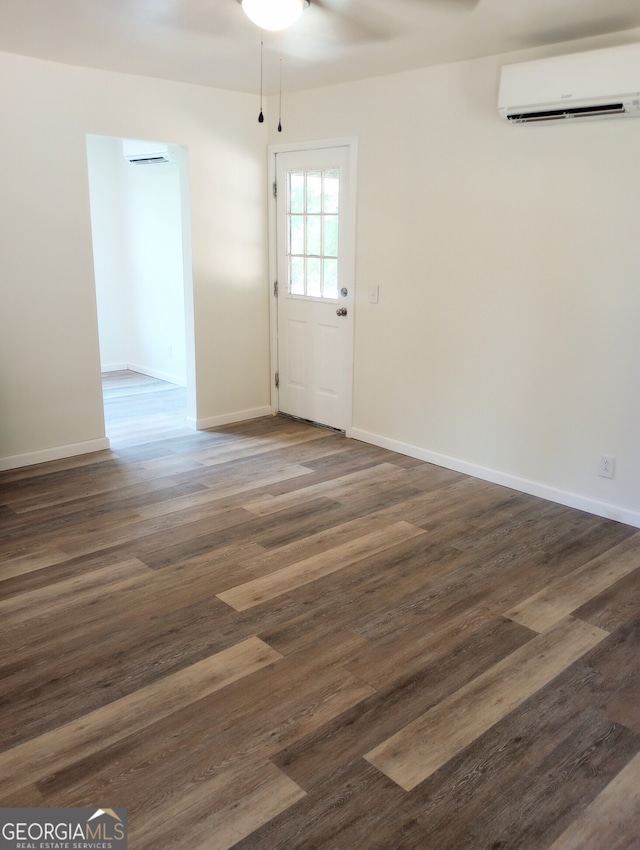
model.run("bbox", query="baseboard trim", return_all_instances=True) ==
[351,427,640,530]
[100,362,128,373]
[126,363,186,386]
[195,406,273,431]
[0,437,111,472]
[100,363,186,386]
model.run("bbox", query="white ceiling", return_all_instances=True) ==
[1,0,639,95]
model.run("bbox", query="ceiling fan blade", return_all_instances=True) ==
[310,0,402,43]
[426,0,481,9]
[308,0,480,48]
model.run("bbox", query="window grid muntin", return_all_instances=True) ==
[287,168,340,299]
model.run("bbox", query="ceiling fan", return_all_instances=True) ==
[238,0,480,130]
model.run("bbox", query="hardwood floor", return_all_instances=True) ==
[1,376,639,848]
[102,369,188,447]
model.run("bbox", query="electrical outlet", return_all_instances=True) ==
[598,454,615,479]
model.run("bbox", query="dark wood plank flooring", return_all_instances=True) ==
[1,374,639,848]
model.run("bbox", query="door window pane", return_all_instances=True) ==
[323,259,338,299]
[290,257,305,295]
[290,173,305,214]
[324,216,338,257]
[286,167,341,299]
[324,170,339,214]
[290,216,305,255]
[306,172,322,214]
[306,216,322,256]
[307,258,322,297]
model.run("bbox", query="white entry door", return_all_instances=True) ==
[275,145,355,432]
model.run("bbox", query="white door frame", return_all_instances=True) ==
[268,137,358,436]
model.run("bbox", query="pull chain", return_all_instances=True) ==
[278,36,283,132]
[258,31,264,123]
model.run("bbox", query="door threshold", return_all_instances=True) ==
[278,413,345,435]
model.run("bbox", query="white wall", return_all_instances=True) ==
[269,31,640,526]
[0,51,271,468]
[125,148,187,384]
[87,135,188,385]
[86,135,132,372]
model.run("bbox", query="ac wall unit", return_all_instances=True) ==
[122,139,178,164]
[498,43,640,124]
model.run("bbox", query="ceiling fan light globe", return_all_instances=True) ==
[241,0,305,31]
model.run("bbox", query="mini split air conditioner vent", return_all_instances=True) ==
[127,154,173,165]
[507,102,626,124]
[499,43,640,125]
[122,139,178,164]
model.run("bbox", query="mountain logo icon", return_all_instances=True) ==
[88,808,124,823]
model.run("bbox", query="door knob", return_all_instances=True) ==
[336,307,347,317]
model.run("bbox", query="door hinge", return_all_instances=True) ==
[273,280,278,298]
[273,181,277,199]
[274,371,279,388]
